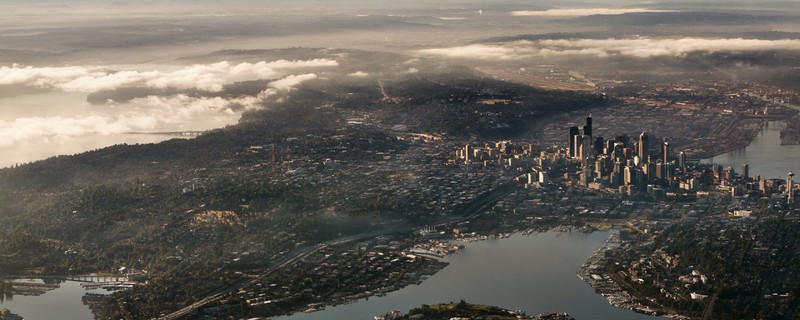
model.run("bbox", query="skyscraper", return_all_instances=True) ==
[662,141,670,164]
[638,132,649,165]
[580,134,592,166]
[581,165,592,186]
[574,134,583,160]
[569,126,580,158]
[611,143,622,161]
[584,115,592,138]
[594,136,604,155]
[678,151,686,172]
[595,157,606,179]
[624,166,634,186]
[742,164,749,179]
[788,171,795,203]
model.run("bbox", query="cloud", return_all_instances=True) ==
[0,73,323,148]
[0,59,338,92]
[0,65,101,87]
[438,17,466,20]
[419,44,536,60]
[511,8,677,17]
[0,114,148,147]
[0,94,247,147]
[347,71,370,77]
[418,38,800,60]
[267,73,318,91]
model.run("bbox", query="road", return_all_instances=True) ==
[156,181,519,319]
[378,79,390,100]
[701,292,719,320]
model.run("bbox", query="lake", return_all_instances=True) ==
[274,231,657,320]
[704,120,800,179]
[0,232,656,320]
[0,279,110,320]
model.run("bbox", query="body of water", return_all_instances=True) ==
[1,232,656,320]
[275,231,656,320]
[0,279,108,320]
[704,120,800,180]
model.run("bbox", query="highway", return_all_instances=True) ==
[155,181,520,319]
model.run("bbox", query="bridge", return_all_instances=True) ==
[5,275,128,283]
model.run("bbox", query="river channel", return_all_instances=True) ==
[275,231,656,320]
[704,120,800,179]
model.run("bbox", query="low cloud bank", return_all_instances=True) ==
[511,8,677,17]
[0,73,321,147]
[0,59,337,92]
[419,37,800,59]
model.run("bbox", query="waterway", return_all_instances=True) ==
[0,232,657,320]
[704,120,800,179]
[0,279,110,320]
[275,231,657,320]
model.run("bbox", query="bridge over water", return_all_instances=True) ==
[5,275,128,283]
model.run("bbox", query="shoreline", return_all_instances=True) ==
[577,233,665,317]
[577,234,692,320]
[291,227,630,320]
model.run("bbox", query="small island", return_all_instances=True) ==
[375,301,575,320]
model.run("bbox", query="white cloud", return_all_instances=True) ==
[419,44,536,60]
[268,73,318,91]
[0,59,338,92]
[0,65,98,87]
[0,94,247,147]
[438,17,466,20]
[62,70,158,92]
[0,72,324,148]
[418,38,800,60]
[0,114,144,147]
[511,8,676,17]
[347,71,370,77]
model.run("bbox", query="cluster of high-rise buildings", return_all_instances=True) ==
[454,140,538,166]
[566,116,800,202]
[452,115,799,202]
[568,116,693,195]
